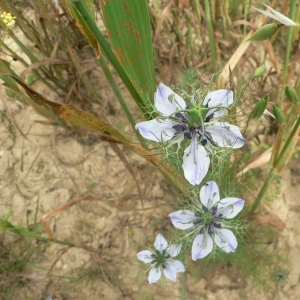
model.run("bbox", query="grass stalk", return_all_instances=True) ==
[204,0,218,81]
[181,268,186,300]
[249,168,276,213]
[250,115,300,213]
[282,0,297,84]
[98,56,137,131]
[273,115,300,169]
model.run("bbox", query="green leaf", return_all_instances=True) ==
[247,23,282,42]
[100,0,156,109]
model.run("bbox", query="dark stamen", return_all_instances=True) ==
[205,113,214,122]
[211,206,218,215]
[214,222,222,228]
[201,139,207,146]
[202,205,208,213]
[173,124,188,132]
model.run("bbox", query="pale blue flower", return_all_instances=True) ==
[135,83,245,185]
[169,181,244,260]
[137,233,185,284]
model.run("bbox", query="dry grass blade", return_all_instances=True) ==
[247,211,286,231]
[20,58,71,79]
[219,14,266,87]
[153,0,175,43]
[40,195,93,239]
[237,148,272,176]
[108,142,144,207]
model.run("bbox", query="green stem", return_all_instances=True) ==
[204,0,218,78]
[274,115,300,168]
[250,116,300,213]
[98,56,136,131]
[249,168,276,213]
[8,227,75,247]
[181,264,186,300]
[282,0,297,84]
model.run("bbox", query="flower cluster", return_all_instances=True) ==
[136,84,245,284]
[0,12,16,28]
[135,83,245,185]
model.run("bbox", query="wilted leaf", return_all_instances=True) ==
[3,75,119,133]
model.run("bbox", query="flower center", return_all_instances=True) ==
[194,205,223,235]
[152,249,169,269]
[187,101,210,128]
[202,211,213,224]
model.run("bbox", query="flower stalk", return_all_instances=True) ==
[250,115,300,213]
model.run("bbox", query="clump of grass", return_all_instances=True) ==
[0,235,48,299]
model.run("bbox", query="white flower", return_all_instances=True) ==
[169,181,244,260]
[135,84,245,185]
[137,233,185,284]
[252,4,299,27]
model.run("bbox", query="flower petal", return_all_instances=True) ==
[191,230,213,260]
[182,136,210,185]
[214,228,237,253]
[168,260,185,273]
[135,119,176,142]
[148,267,162,284]
[199,181,220,209]
[163,260,185,282]
[163,264,177,282]
[205,122,245,149]
[169,210,196,230]
[155,83,186,116]
[154,233,168,252]
[203,89,233,118]
[216,198,245,219]
[167,244,182,257]
[137,250,154,263]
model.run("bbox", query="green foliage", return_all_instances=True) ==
[100,0,156,110]
[0,231,48,299]
[247,23,282,42]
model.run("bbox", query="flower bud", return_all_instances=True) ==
[247,23,282,42]
[249,97,268,121]
[273,106,285,124]
[285,86,300,103]
[253,64,266,78]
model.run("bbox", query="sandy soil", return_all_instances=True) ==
[0,6,300,300]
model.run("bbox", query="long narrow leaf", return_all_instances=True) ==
[100,0,156,112]
[70,0,148,116]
